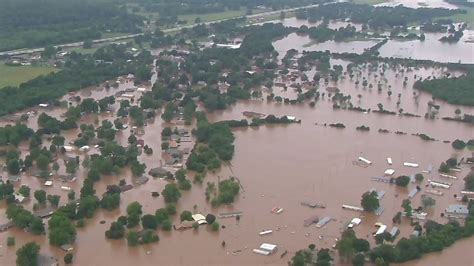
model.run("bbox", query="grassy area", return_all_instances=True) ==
[351,0,387,5]
[66,47,98,55]
[179,10,247,25]
[0,63,58,88]
[442,7,474,29]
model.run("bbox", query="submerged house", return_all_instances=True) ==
[445,204,469,218]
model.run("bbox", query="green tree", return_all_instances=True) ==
[127,231,139,246]
[402,199,412,217]
[141,214,158,230]
[162,183,181,203]
[205,214,216,224]
[18,185,30,197]
[180,210,193,222]
[36,154,50,171]
[48,213,76,246]
[65,160,78,175]
[105,222,125,239]
[361,191,379,212]
[47,195,61,208]
[64,253,73,264]
[162,220,172,231]
[452,139,466,150]
[7,159,20,175]
[16,242,40,266]
[34,190,47,204]
[415,173,424,182]
[464,173,474,191]
[126,201,143,216]
[211,222,220,231]
[421,195,436,209]
[395,175,410,187]
[7,236,15,246]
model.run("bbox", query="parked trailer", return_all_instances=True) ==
[259,230,273,236]
[426,189,444,196]
[461,191,474,195]
[429,182,450,189]
[440,173,458,179]
[316,217,331,228]
[404,162,419,168]
[342,205,364,211]
[358,157,372,165]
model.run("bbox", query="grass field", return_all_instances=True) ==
[0,63,58,88]
[179,10,247,25]
[444,7,474,29]
[66,47,98,55]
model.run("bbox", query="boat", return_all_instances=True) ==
[271,207,284,214]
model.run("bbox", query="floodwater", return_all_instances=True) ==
[379,30,474,64]
[0,28,474,266]
[274,33,377,59]
[375,0,459,9]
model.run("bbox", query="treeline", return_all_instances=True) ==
[414,69,474,106]
[297,3,464,31]
[370,204,474,264]
[0,44,153,115]
[0,0,144,51]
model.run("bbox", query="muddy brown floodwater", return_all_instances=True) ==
[0,25,474,266]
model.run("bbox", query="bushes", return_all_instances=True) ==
[452,139,466,150]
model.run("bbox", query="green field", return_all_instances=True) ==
[443,7,474,29]
[179,10,247,25]
[0,64,58,88]
[66,47,98,55]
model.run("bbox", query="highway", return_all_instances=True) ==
[0,3,322,57]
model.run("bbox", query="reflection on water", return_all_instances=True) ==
[274,33,377,59]
[379,31,474,64]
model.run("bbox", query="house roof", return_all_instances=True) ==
[445,204,469,214]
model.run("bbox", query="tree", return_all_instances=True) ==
[64,253,73,264]
[7,159,20,175]
[130,161,146,176]
[180,210,193,222]
[211,222,220,231]
[7,236,15,246]
[127,231,139,246]
[352,253,365,266]
[421,195,436,209]
[361,191,379,212]
[415,173,424,182]
[48,213,76,246]
[162,183,181,203]
[47,195,61,208]
[65,160,78,175]
[402,199,412,217]
[36,154,50,171]
[155,208,169,224]
[141,214,158,230]
[105,222,125,239]
[52,162,60,173]
[452,139,466,150]
[126,201,143,216]
[34,190,47,204]
[464,173,474,191]
[395,175,410,187]
[16,242,40,266]
[19,185,30,197]
[162,219,172,231]
[205,214,216,224]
